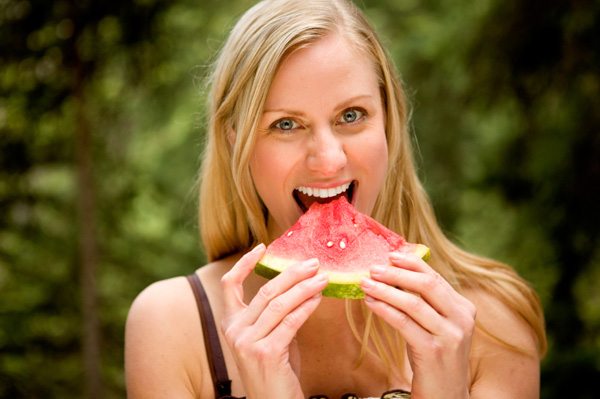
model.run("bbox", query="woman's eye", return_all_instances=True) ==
[338,109,365,124]
[272,118,300,131]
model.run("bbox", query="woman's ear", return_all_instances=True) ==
[227,128,236,148]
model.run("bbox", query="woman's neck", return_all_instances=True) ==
[297,298,409,397]
[297,297,371,370]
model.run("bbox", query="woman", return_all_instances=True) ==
[125,0,547,398]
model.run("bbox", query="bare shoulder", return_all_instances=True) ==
[125,276,207,398]
[125,256,241,399]
[463,287,541,398]
[127,276,196,328]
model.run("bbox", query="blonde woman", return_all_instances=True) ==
[125,0,546,398]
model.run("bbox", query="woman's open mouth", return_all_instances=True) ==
[293,181,355,213]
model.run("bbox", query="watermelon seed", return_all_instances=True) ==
[287,231,293,237]
[327,241,333,247]
[340,240,346,249]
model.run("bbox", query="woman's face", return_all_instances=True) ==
[250,33,389,240]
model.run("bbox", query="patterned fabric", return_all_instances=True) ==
[309,388,411,399]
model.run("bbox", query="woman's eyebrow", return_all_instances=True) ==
[334,94,374,110]
[262,108,306,116]
[263,94,374,115]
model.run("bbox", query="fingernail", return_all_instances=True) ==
[370,265,385,275]
[314,272,328,282]
[363,294,375,303]
[252,243,265,252]
[303,258,319,268]
[361,277,375,289]
[389,252,406,260]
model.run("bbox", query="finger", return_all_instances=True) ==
[265,290,324,348]
[221,243,266,314]
[363,292,431,345]
[369,264,455,318]
[250,272,328,339]
[360,277,444,335]
[243,258,319,323]
[389,251,434,273]
[385,253,471,318]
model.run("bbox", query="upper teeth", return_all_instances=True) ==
[295,182,351,198]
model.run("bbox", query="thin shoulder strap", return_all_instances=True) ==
[186,273,234,399]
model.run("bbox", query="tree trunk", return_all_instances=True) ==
[75,66,103,399]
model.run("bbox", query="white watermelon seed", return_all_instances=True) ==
[340,240,346,249]
[287,231,293,236]
[326,241,333,247]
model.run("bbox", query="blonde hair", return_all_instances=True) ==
[198,0,546,379]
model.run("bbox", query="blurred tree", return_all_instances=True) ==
[0,0,252,397]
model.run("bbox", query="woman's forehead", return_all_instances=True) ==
[264,34,381,109]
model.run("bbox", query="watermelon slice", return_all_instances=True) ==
[255,197,431,299]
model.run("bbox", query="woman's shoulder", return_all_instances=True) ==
[125,274,208,397]
[124,254,241,398]
[462,287,541,398]
[124,275,203,397]
[126,253,241,332]
[128,253,241,317]
[463,286,540,353]
[129,275,192,311]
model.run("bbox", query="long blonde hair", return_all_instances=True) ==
[198,0,546,374]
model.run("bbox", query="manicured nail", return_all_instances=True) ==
[252,243,265,252]
[389,252,406,260]
[361,277,375,289]
[370,265,385,275]
[314,272,328,282]
[303,258,319,269]
[363,294,375,303]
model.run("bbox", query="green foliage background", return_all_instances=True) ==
[1,0,598,398]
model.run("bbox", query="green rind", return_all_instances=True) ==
[255,245,431,300]
[254,260,286,281]
[414,244,431,263]
[321,281,365,299]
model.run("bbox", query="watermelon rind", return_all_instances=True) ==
[255,244,431,299]
[414,243,431,263]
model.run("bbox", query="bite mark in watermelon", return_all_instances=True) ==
[255,197,431,299]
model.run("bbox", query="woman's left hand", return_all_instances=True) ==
[360,252,477,399]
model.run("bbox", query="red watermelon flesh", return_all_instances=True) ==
[255,197,431,299]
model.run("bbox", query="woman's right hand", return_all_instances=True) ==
[220,243,329,399]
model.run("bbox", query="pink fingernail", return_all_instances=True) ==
[389,252,405,260]
[361,277,375,289]
[252,243,265,252]
[371,265,385,275]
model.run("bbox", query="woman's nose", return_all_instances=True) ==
[306,127,347,175]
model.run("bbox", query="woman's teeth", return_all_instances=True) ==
[295,182,351,199]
